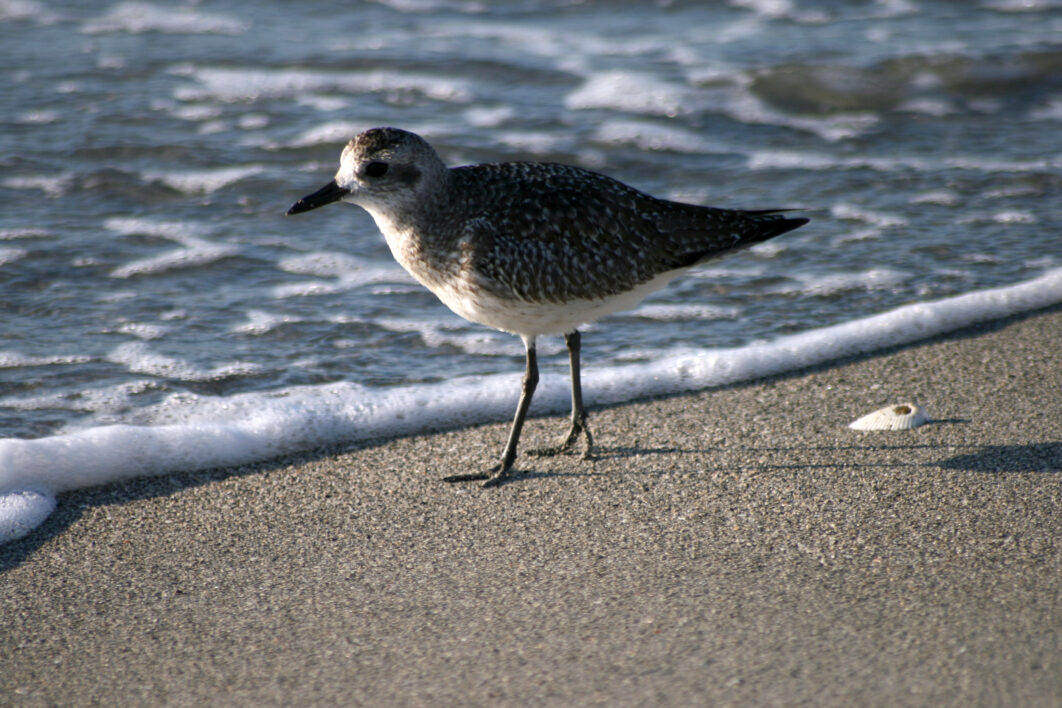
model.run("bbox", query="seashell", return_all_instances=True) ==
[849,403,929,431]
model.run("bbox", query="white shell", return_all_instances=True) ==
[849,403,929,431]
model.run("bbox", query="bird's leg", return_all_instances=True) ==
[528,330,593,460]
[443,336,539,487]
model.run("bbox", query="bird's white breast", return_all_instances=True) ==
[430,267,687,338]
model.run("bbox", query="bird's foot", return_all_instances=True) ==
[442,462,512,488]
[527,420,594,461]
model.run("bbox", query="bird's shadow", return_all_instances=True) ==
[497,439,1062,486]
[592,444,714,459]
[478,444,706,485]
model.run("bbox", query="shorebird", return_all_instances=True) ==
[287,127,808,486]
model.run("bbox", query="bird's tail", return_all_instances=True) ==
[656,203,810,270]
[740,209,809,245]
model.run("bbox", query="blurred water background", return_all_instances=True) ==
[2,0,1060,439]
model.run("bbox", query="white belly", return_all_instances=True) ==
[430,269,686,337]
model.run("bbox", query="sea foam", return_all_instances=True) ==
[82,2,249,36]
[105,217,239,278]
[171,66,473,105]
[2,268,1061,543]
[142,164,265,195]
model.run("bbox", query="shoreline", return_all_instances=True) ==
[4,265,1061,537]
[3,304,1061,705]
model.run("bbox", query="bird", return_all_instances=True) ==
[287,127,808,486]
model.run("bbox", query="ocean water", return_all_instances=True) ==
[2,0,1062,540]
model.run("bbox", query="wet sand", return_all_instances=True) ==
[3,305,1061,706]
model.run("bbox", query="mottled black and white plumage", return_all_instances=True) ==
[288,127,808,486]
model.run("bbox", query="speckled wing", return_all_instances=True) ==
[453,163,806,304]
[650,202,809,269]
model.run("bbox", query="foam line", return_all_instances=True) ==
[2,267,1061,543]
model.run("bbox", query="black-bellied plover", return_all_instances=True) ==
[287,127,808,486]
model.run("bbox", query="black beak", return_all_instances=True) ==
[286,180,351,215]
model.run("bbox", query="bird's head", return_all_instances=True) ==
[286,127,447,220]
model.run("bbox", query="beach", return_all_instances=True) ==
[2,304,1060,706]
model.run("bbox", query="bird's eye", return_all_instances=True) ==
[365,161,389,178]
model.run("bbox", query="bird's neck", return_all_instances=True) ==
[365,197,459,289]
